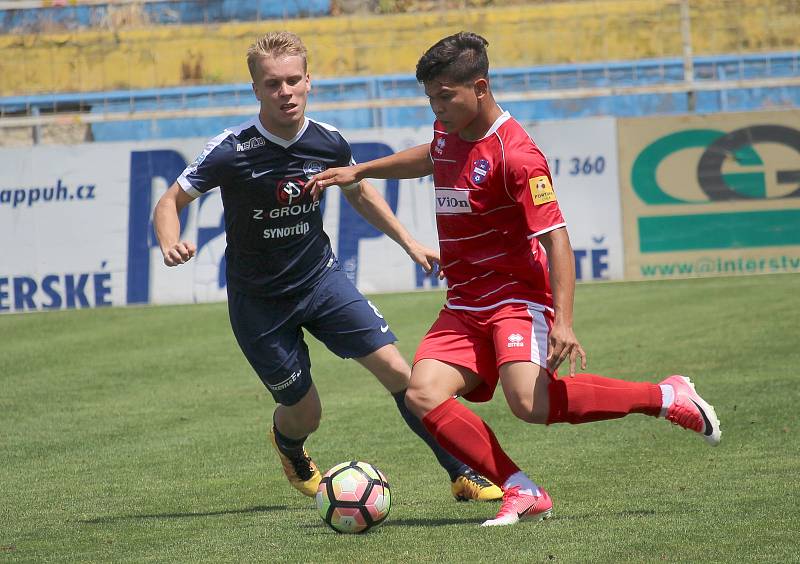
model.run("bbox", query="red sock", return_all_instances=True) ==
[547,373,662,424]
[422,397,519,486]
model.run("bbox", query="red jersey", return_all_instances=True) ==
[430,112,566,312]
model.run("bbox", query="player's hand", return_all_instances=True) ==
[308,166,361,200]
[405,241,441,277]
[162,241,196,266]
[546,321,587,375]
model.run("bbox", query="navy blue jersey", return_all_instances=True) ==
[177,117,354,296]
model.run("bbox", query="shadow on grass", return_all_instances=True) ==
[296,516,480,530]
[385,517,481,527]
[78,504,286,524]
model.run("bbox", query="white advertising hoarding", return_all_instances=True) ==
[528,117,623,282]
[0,116,622,313]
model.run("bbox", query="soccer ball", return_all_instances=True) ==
[315,461,391,534]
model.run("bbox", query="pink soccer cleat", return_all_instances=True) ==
[660,375,721,446]
[481,486,553,527]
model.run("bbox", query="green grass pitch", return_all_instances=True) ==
[1,273,798,562]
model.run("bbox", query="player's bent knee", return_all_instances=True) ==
[508,397,548,424]
[508,400,536,424]
[529,405,549,424]
[403,386,436,419]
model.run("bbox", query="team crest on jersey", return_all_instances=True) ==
[236,137,266,151]
[434,137,446,155]
[472,159,490,183]
[276,178,308,206]
[529,175,556,206]
[303,159,326,177]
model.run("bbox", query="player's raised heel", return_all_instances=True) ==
[451,470,503,502]
[269,426,322,497]
[660,375,722,446]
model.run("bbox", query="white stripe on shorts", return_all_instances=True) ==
[527,305,550,368]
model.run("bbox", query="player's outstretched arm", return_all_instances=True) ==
[153,182,197,267]
[308,143,433,200]
[341,180,440,275]
[539,226,587,375]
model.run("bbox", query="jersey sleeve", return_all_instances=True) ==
[334,133,359,190]
[176,131,233,197]
[505,142,566,237]
[335,133,355,167]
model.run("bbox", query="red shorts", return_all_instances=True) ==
[413,302,553,402]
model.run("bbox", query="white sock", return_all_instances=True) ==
[503,471,540,496]
[659,384,675,418]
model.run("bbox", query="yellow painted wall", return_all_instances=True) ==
[0,0,797,96]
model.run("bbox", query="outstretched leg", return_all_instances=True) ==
[499,361,721,446]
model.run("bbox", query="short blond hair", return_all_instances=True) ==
[247,31,308,79]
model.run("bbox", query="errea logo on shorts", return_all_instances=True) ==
[268,370,302,391]
[435,188,472,214]
[507,333,524,348]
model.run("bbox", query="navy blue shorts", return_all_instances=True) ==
[227,264,397,406]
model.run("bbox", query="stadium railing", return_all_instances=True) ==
[0,51,798,144]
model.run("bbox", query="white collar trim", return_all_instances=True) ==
[254,116,309,148]
[481,111,511,140]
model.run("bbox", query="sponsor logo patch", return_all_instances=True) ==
[262,221,311,239]
[435,188,472,214]
[251,168,273,178]
[185,150,207,175]
[236,137,266,151]
[529,175,556,206]
[276,178,307,206]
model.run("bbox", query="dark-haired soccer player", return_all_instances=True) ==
[153,31,502,503]
[308,31,722,527]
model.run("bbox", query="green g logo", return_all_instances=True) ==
[632,125,800,205]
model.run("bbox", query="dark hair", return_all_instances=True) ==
[415,31,489,84]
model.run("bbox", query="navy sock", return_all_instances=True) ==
[392,389,469,481]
